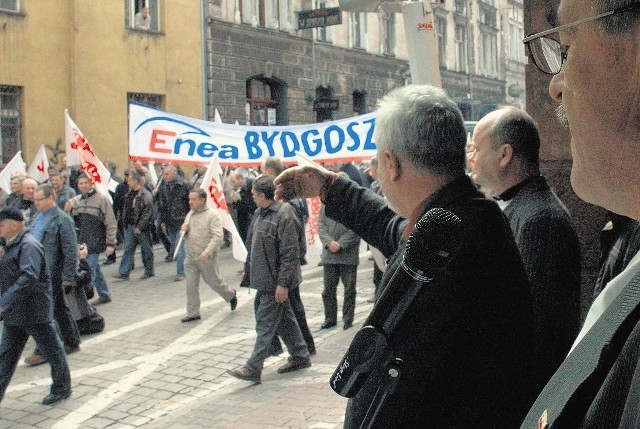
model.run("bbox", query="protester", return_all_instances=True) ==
[274,84,535,428]
[520,2,640,426]
[0,207,72,405]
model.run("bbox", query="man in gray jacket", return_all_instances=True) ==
[227,176,311,384]
[180,188,237,323]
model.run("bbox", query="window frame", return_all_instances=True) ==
[0,85,22,165]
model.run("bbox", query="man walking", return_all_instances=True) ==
[0,207,71,405]
[113,170,155,281]
[66,173,117,304]
[227,176,311,384]
[157,164,190,281]
[469,107,582,390]
[180,189,237,322]
[24,184,81,367]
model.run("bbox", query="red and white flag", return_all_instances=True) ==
[27,145,50,184]
[64,111,112,201]
[0,151,26,195]
[200,154,247,262]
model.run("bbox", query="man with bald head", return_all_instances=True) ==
[470,107,581,391]
[20,177,38,224]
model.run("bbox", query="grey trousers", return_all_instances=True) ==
[322,264,358,325]
[185,254,235,317]
[246,290,309,375]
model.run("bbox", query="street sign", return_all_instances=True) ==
[297,7,342,30]
[313,98,340,111]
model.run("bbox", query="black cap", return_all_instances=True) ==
[0,207,24,222]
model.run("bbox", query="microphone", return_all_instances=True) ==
[329,207,463,398]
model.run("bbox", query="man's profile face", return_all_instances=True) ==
[0,219,18,239]
[163,168,177,182]
[188,192,206,210]
[77,178,93,194]
[50,176,63,191]
[9,178,22,194]
[34,190,55,212]
[469,116,501,190]
[549,0,640,213]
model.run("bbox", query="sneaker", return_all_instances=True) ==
[24,353,47,366]
[230,290,238,311]
[180,315,201,323]
[277,357,312,374]
[92,296,112,305]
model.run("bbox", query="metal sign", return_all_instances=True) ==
[313,98,340,111]
[297,7,342,30]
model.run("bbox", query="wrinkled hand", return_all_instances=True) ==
[274,165,331,202]
[275,285,289,303]
[197,252,209,262]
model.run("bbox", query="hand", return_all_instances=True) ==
[181,223,190,233]
[77,247,88,259]
[197,252,209,262]
[328,241,341,253]
[64,201,73,212]
[160,223,167,233]
[105,246,115,256]
[274,165,332,202]
[275,285,289,303]
[134,227,141,236]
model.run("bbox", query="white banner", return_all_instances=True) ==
[129,104,377,166]
[28,144,50,184]
[0,151,26,195]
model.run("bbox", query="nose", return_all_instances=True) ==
[548,71,564,102]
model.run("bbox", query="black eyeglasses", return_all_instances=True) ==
[523,3,640,75]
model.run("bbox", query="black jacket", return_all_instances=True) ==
[324,175,536,429]
[157,177,191,229]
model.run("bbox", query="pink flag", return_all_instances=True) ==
[65,111,112,201]
[27,145,50,183]
[200,154,248,262]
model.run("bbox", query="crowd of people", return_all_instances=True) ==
[2,2,640,425]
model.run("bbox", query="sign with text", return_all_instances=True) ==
[297,7,342,29]
[129,103,377,166]
[313,98,339,111]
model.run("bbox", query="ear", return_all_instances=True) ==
[383,149,401,182]
[498,144,513,169]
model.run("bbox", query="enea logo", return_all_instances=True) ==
[134,116,225,158]
[417,21,434,30]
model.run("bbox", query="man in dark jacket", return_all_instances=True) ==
[157,164,191,281]
[113,170,154,280]
[274,85,536,428]
[23,184,81,367]
[228,169,256,244]
[0,207,71,405]
[470,107,582,391]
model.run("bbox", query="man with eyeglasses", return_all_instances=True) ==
[521,1,640,428]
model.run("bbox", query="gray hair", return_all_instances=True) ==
[374,85,466,178]
[593,0,640,33]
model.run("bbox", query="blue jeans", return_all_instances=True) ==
[87,252,110,299]
[167,227,185,276]
[0,322,71,401]
[119,225,154,277]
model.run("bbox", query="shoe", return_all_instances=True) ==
[42,391,71,405]
[140,273,154,280]
[230,291,238,311]
[308,346,317,356]
[174,275,185,282]
[92,296,112,305]
[103,259,116,266]
[164,255,173,263]
[181,315,201,323]
[111,273,129,281]
[277,357,312,374]
[227,367,261,384]
[64,344,81,354]
[343,322,354,330]
[320,321,337,329]
[24,353,46,366]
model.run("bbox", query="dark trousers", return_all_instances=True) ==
[0,322,71,401]
[35,284,81,354]
[322,264,358,325]
[268,287,315,354]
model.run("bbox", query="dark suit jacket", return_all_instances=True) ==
[324,175,536,428]
[503,176,582,390]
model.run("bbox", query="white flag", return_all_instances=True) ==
[0,151,27,195]
[200,154,247,262]
[213,109,223,124]
[65,112,112,201]
[64,110,82,166]
[148,160,159,187]
[27,145,50,183]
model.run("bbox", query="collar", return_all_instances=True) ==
[80,188,96,199]
[494,175,540,202]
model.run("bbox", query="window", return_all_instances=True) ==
[315,86,334,122]
[380,10,395,55]
[478,2,497,28]
[479,29,498,77]
[0,85,22,165]
[353,91,367,115]
[241,0,292,29]
[0,0,19,12]
[350,12,366,49]
[435,16,447,68]
[508,7,525,62]
[246,77,287,125]
[125,0,160,32]
[455,24,468,72]
[316,2,333,42]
